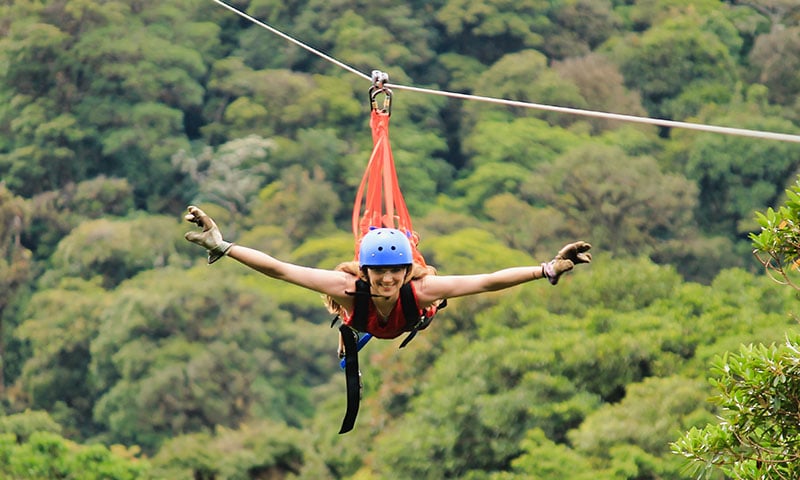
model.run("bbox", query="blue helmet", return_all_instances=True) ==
[359,228,413,267]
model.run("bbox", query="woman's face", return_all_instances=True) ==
[366,266,407,297]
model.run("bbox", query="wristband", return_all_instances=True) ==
[208,241,234,264]
[541,261,558,285]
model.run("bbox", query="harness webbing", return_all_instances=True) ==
[347,280,419,333]
[338,324,361,434]
[352,109,426,267]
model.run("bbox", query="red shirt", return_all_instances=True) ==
[342,282,429,339]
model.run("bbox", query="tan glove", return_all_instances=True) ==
[184,205,233,264]
[542,241,592,285]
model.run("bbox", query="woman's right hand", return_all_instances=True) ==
[184,205,233,263]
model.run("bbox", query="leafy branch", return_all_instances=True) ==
[750,179,800,290]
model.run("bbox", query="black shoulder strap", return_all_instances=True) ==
[348,279,440,347]
[350,280,418,332]
[348,279,372,332]
[399,283,440,349]
[399,283,421,329]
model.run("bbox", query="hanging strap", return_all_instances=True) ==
[339,332,372,370]
[338,325,361,434]
[351,77,426,267]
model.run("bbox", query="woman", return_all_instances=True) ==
[184,205,592,341]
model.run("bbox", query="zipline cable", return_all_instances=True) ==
[385,84,800,144]
[209,0,800,145]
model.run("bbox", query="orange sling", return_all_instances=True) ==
[351,85,426,267]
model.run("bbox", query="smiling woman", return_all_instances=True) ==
[324,228,440,341]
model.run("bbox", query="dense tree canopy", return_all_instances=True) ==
[1,0,800,478]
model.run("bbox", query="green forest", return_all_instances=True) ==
[2,0,800,478]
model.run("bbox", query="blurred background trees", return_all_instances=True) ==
[2,0,800,478]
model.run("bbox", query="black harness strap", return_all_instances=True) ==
[338,324,361,434]
[348,280,422,333]
[336,278,447,432]
[399,298,447,349]
[347,279,373,332]
[399,282,419,325]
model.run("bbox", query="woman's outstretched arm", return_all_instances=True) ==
[227,245,354,298]
[413,242,591,307]
[184,206,355,304]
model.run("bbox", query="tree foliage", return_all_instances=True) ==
[614,12,739,120]
[2,0,800,477]
[15,278,109,438]
[0,411,147,480]
[751,179,800,290]
[673,336,800,479]
[748,26,800,105]
[682,115,800,238]
[89,266,324,452]
[523,144,699,259]
[149,421,332,480]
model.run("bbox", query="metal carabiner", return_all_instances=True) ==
[369,70,392,115]
[369,85,392,115]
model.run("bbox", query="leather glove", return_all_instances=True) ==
[184,205,233,264]
[542,241,592,285]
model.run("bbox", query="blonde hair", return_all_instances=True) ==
[323,261,436,317]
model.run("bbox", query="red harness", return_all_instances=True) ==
[342,281,437,339]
